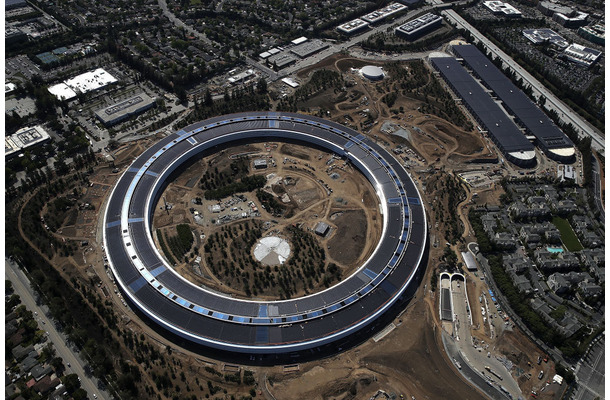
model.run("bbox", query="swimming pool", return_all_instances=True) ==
[547,247,564,253]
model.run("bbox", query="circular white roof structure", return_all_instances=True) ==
[361,65,384,81]
[253,236,291,265]
[548,147,576,158]
[509,150,537,162]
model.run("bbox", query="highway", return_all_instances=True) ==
[274,6,435,79]
[441,9,605,153]
[154,0,606,157]
[6,259,110,400]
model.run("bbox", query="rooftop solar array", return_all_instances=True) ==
[36,52,60,64]
[103,112,427,353]
[430,57,535,160]
[452,45,574,154]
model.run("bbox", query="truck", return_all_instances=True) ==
[485,366,504,381]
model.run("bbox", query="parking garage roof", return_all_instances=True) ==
[452,45,574,152]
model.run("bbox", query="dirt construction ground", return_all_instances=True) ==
[266,291,486,400]
[32,51,572,400]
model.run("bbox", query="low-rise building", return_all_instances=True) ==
[483,1,522,17]
[553,10,588,27]
[578,281,602,296]
[513,274,533,294]
[337,19,369,35]
[95,93,156,127]
[547,271,593,294]
[5,125,51,159]
[535,249,580,271]
[493,232,517,250]
[508,201,551,219]
[504,253,531,273]
[563,43,602,67]
[362,3,407,24]
[522,28,569,48]
[395,13,443,41]
[578,24,604,45]
[314,221,330,237]
[553,199,577,215]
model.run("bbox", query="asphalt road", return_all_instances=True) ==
[6,259,110,400]
[260,6,435,81]
[157,0,213,46]
[573,336,605,400]
[449,277,521,398]
[441,9,605,152]
[442,332,509,400]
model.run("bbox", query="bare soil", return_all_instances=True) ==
[268,295,487,400]
[34,51,560,400]
[327,209,368,266]
[152,141,382,299]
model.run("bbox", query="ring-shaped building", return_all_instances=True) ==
[103,112,427,355]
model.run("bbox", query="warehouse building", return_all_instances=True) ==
[461,251,478,271]
[267,53,297,69]
[48,68,117,101]
[430,56,536,167]
[452,44,575,163]
[291,36,308,45]
[95,93,156,126]
[290,39,329,58]
[253,159,268,169]
[395,13,443,41]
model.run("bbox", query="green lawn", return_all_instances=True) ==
[552,216,584,252]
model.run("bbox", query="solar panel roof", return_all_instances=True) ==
[430,57,534,153]
[452,45,573,150]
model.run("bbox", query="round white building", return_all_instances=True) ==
[360,65,385,81]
